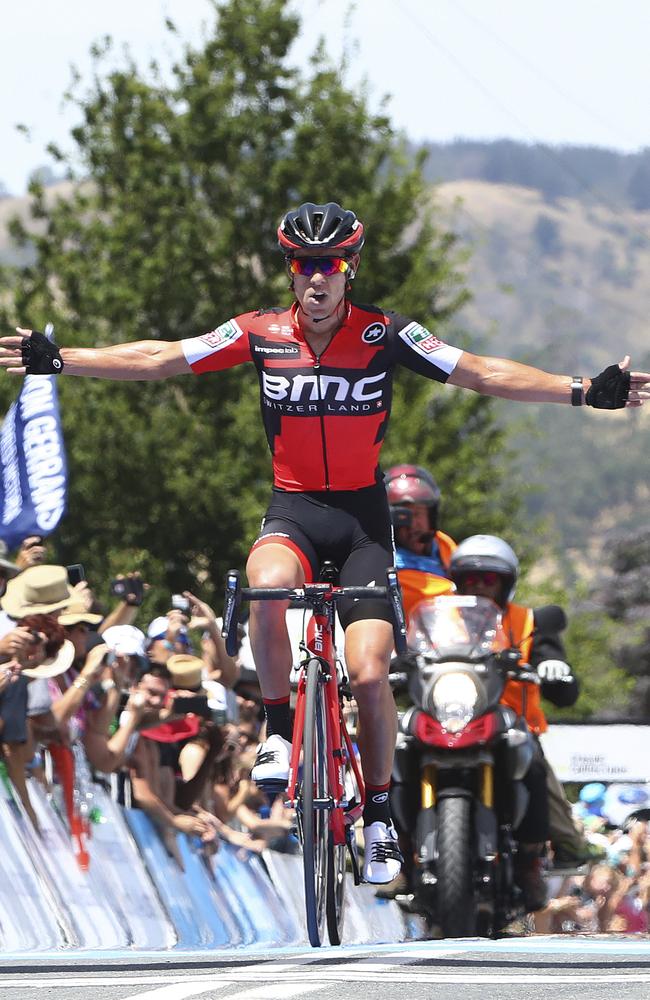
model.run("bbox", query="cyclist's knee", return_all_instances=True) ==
[348,660,390,704]
[246,543,304,589]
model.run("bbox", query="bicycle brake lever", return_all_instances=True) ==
[222,570,241,657]
[386,567,408,654]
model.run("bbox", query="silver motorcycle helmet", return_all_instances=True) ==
[449,534,519,605]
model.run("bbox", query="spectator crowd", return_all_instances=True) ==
[0,534,296,874]
[535,783,650,935]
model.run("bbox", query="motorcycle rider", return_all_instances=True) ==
[385,464,456,619]
[387,533,551,911]
[449,535,602,899]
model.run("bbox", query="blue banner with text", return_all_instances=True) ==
[0,375,67,548]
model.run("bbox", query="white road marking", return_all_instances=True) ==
[226,983,327,999]
[121,984,234,1000]
[120,979,327,1000]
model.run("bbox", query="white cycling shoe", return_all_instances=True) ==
[362,821,403,884]
[251,734,292,788]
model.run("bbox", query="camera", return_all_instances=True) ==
[173,694,211,719]
[67,564,85,587]
[171,594,191,616]
[110,577,145,605]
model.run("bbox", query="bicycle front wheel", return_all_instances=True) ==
[301,657,329,947]
[326,830,347,945]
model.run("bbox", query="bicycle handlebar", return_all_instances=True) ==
[242,585,388,602]
[222,569,407,657]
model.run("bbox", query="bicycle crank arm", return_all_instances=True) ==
[346,826,362,886]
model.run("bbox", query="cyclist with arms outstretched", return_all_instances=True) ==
[2,201,649,884]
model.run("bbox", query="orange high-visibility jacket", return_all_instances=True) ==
[398,531,457,622]
[500,602,547,734]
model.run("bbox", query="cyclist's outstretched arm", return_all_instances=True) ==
[448,350,650,408]
[0,328,190,380]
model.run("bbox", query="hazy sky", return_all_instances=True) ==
[2,0,650,195]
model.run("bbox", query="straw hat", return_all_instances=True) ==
[166,654,204,692]
[21,639,76,679]
[58,600,103,628]
[1,565,73,618]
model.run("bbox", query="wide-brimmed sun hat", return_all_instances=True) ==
[21,638,76,679]
[58,600,103,628]
[1,565,73,618]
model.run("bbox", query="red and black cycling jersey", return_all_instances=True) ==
[182,301,462,491]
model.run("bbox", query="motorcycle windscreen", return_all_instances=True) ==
[407,595,507,657]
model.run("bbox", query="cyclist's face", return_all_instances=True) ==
[291,250,359,319]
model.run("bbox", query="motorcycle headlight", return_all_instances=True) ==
[429,671,479,733]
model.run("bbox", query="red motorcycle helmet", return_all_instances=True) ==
[385,464,441,533]
[278,202,365,255]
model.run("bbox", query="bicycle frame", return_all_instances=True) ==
[222,564,406,945]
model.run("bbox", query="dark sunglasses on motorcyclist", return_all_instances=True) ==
[287,257,350,277]
[458,571,501,588]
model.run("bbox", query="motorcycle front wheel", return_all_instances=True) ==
[437,796,477,938]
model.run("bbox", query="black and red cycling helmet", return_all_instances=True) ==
[385,464,441,532]
[278,202,365,255]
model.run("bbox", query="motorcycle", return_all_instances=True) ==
[390,594,540,938]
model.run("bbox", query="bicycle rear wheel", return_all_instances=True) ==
[301,658,329,947]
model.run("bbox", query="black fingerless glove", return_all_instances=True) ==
[21,330,64,375]
[585,363,630,409]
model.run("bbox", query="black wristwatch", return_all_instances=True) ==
[570,376,584,406]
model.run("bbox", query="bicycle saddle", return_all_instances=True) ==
[318,561,340,585]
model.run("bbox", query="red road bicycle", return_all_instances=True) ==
[223,562,406,947]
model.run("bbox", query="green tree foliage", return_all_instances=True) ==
[520,557,636,722]
[592,527,650,716]
[554,604,634,720]
[0,0,524,611]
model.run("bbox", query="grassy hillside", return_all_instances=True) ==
[435,180,650,369]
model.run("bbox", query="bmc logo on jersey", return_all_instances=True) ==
[403,322,444,354]
[361,322,386,344]
[200,320,241,350]
[262,370,387,404]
